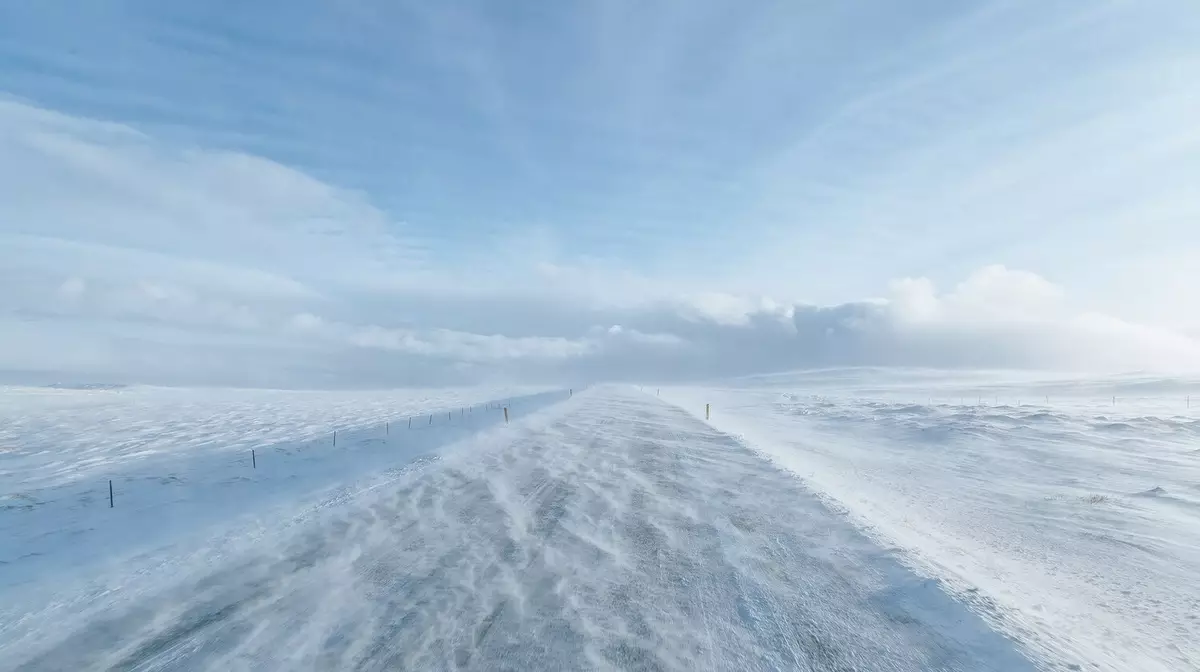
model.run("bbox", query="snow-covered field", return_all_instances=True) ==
[0,384,559,590]
[2,385,1033,671]
[662,369,1200,672]
[0,384,551,493]
[1,371,1196,670]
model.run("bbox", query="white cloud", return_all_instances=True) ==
[887,277,939,322]
[0,98,423,304]
[600,324,685,346]
[56,277,86,300]
[346,325,593,362]
[288,312,325,331]
[2,98,1199,387]
[673,292,795,327]
[889,265,1066,323]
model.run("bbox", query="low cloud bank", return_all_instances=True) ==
[4,264,1197,388]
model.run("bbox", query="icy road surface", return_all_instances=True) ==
[1,387,1034,671]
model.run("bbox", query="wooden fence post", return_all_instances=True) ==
[109,480,114,508]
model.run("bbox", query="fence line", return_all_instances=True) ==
[91,390,576,508]
[22,385,1192,510]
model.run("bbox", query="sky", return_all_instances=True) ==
[2,0,1200,387]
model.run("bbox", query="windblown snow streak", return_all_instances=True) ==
[1,387,1033,671]
[663,370,1200,672]
[0,386,563,591]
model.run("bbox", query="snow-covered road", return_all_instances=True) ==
[1,387,1034,671]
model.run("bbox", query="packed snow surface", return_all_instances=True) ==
[0,383,1036,670]
[661,368,1200,672]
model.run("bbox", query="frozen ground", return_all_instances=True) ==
[661,369,1200,672]
[0,384,1037,671]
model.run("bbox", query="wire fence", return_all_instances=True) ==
[5,390,580,514]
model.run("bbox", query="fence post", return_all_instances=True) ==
[333,431,337,447]
[429,414,433,425]
[409,417,412,429]
[386,422,389,436]
[109,480,114,508]
[706,403,710,420]
[504,407,509,424]
[252,449,256,469]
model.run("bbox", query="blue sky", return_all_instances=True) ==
[3,0,1200,386]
